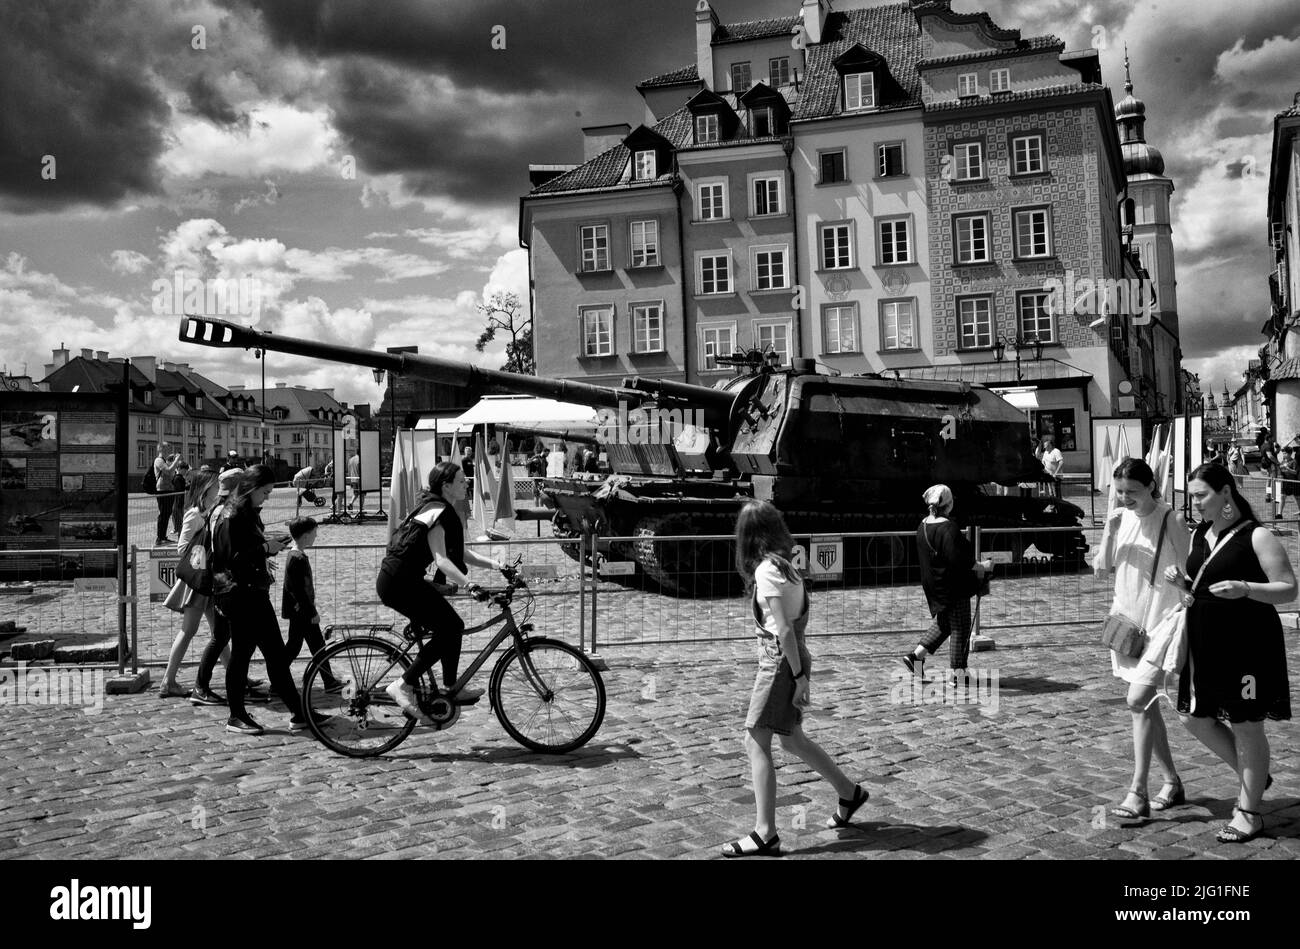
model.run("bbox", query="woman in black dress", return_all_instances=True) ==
[1165,463,1294,843]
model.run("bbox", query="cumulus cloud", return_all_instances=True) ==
[161,104,340,178]
[109,250,152,274]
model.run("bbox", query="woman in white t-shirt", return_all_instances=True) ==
[1094,457,1190,819]
[721,500,867,858]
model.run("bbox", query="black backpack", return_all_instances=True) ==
[141,464,158,494]
[176,509,216,595]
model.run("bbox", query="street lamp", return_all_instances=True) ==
[993,334,1043,382]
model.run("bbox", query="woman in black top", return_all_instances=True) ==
[901,484,988,683]
[1166,463,1294,843]
[378,462,505,725]
[211,464,316,735]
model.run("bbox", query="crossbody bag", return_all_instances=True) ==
[1100,510,1169,658]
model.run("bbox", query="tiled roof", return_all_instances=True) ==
[530,108,693,196]
[41,357,158,412]
[793,4,926,120]
[154,368,229,421]
[250,386,347,425]
[924,82,1104,113]
[637,64,700,89]
[713,15,802,45]
[917,34,1063,68]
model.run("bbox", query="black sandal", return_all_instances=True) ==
[1216,806,1264,844]
[826,784,870,828]
[721,831,782,858]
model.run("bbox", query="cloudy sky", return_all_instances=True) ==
[1,0,1297,407]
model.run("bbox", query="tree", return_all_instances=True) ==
[476,291,534,375]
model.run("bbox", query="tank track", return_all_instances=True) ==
[633,511,742,597]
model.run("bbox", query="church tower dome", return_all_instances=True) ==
[1115,48,1165,176]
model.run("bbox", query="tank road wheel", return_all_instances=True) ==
[633,513,739,597]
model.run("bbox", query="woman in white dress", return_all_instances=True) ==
[1094,458,1191,819]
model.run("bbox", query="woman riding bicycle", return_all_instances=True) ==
[381,462,506,724]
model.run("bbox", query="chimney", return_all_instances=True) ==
[95,351,108,361]
[275,382,287,388]
[696,0,718,90]
[582,123,632,163]
[801,0,825,45]
[80,348,94,361]
[134,355,157,382]
[162,362,177,372]
[50,345,69,371]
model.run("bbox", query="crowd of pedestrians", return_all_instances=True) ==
[151,452,1290,856]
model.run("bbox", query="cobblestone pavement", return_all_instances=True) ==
[2,622,1297,860]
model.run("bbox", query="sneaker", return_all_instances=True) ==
[385,679,434,725]
[226,716,264,735]
[244,689,271,704]
[448,685,485,704]
[190,688,227,706]
[289,710,331,731]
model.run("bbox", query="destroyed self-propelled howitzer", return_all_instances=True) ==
[179,316,1087,594]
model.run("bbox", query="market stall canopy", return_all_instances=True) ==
[416,395,600,434]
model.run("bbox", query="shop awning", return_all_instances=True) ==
[992,388,1039,411]
[416,395,599,434]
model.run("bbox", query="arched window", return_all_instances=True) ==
[1122,197,1136,227]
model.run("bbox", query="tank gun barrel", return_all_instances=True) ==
[179,315,652,410]
[621,376,734,412]
[495,425,599,447]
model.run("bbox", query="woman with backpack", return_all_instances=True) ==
[159,471,228,698]
[721,500,867,857]
[900,485,991,685]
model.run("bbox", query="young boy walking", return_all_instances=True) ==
[281,517,342,693]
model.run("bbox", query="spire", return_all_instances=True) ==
[1115,51,1165,176]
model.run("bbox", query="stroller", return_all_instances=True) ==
[299,485,327,507]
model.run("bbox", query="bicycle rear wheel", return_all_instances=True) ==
[489,638,605,754]
[303,636,420,757]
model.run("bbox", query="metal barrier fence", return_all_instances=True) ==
[8,512,1300,663]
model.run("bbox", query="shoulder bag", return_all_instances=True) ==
[1100,511,1169,658]
[176,508,216,596]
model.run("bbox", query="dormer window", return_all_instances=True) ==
[633,149,656,181]
[845,72,875,111]
[751,107,773,138]
[990,68,1010,94]
[696,114,720,144]
[958,73,979,97]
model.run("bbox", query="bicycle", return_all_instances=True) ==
[300,558,606,757]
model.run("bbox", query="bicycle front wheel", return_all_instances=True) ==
[490,638,605,753]
[303,636,418,757]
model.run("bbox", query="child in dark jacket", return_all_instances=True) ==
[281,517,341,692]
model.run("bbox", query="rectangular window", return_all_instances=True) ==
[581,306,614,356]
[731,62,752,93]
[990,68,1011,93]
[845,72,875,110]
[697,182,727,221]
[881,300,917,351]
[1014,208,1052,258]
[579,224,610,272]
[751,176,783,216]
[953,141,984,180]
[878,218,911,265]
[958,72,979,97]
[954,213,990,264]
[697,253,732,295]
[1029,408,1077,452]
[755,321,791,365]
[700,324,736,371]
[769,56,791,86]
[877,142,905,177]
[820,223,853,270]
[751,107,772,138]
[957,297,994,350]
[633,149,656,180]
[632,303,665,354]
[696,113,719,144]
[1017,291,1055,343]
[293,452,301,468]
[1011,134,1045,175]
[630,220,660,267]
[822,304,860,354]
[752,246,789,291]
[820,149,847,184]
